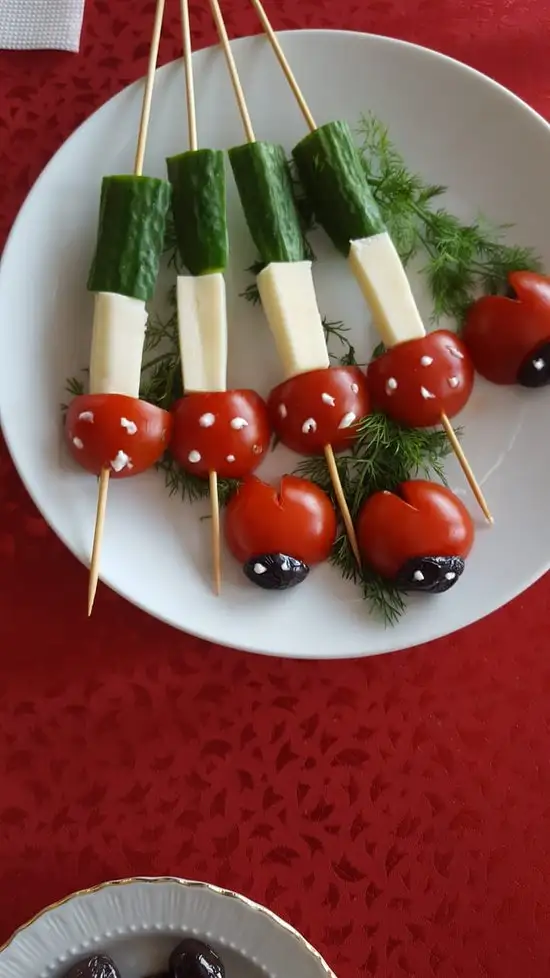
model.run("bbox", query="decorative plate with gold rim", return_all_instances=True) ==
[0,877,334,978]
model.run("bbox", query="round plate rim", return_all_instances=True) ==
[1,28,549,658]
[0,875,336,976]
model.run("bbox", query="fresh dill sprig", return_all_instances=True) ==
[295,413,454,623]
[322,315,358,366]
[357,113,542,324]
[239,259,265,306]
[156,454,240,507]
[61,372,87,417]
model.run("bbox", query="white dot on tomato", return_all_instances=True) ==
[448,346,464,360]
[199,412,215,427]
[338,411,356,429]
[78,411,94,423]
[226,454,236,463]
[301,418,317,434]
[110,450,131,472]
[278,404,287,418]
[350,382,359,394]
[188,450,201,463]
[448,376,459,388]
[120,417,137,435]
[230,417,249,430]
[72,436,84,450]
[321,392,335,406]
[420,355,433,366]
[420,386,436,399]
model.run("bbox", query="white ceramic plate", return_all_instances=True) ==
[0,877,334,978]
[1,30,550,658]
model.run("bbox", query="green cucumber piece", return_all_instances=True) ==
[228,141,308,265]
[166,149,228,275]
[87,175,171,302]
[292,120,385,256]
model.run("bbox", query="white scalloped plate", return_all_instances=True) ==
[1,30,550,656]
[0,877,334,978]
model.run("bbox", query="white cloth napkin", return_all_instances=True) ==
[0,0,86,51]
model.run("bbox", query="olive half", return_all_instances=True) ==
[63,956,121,978]
[243,552,310,590]
[517,340,550,388]
[169,939,224,978]
[394,555,465,594]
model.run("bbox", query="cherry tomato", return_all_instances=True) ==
[357,480,474,591]
[225,475,337,565]
[463,271,550,386]
[65,394,172,478]
[170,390,271,479]
[267,366,369,455]
[366,330,474,428]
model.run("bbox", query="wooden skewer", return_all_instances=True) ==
[208,0,256,142]
[440,414,492,523]
[88,0,167,617]
[249,0,316,132]
[249,0,493,525]
[181,0,223,594]
[209,471,222,595]
[209,0,362,565]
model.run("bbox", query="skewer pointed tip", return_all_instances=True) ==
[324,444,362,567]
[87,466,110,617]
[439,412,493,524]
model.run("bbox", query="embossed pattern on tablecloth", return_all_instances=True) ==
[2,2,550,977]
[0,0,86,51]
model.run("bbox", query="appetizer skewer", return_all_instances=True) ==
[248,0,493,525]
[166,0,271,592]
[208,0,368,565]
[65,0,172,614]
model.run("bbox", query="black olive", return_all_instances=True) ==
[243,552,310,590]
[169,939,224,978]
[517,340,550,388]
[63,956,121,978]
[394,555,465,594]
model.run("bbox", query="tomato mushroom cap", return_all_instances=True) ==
[65,393,172,478]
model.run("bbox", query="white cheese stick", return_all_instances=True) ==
[257,261,330,381]
[349,231,426,349]
[177,273,227,393]
[89,292,148,397]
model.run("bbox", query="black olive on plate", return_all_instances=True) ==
[243,552,310,590]
[517,340,550,388]
[169,939,224,978]
[64,956,121,978]
[394,555,465,594]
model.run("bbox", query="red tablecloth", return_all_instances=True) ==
[2,1,550,975]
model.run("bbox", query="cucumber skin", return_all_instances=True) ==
[167,149,228,275]
[87,175,171,302]
[229,142,308,265]
[292,120,385,256]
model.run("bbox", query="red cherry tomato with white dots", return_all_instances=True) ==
[170,390,271,479]
[267,366,370,454]
[65,394,172,478]
[366,330,474,428]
